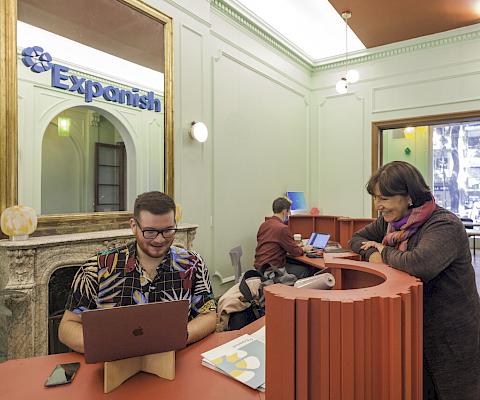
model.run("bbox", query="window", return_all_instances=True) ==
[381,119,480,221]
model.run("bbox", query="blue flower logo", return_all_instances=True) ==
[21,46,52,73]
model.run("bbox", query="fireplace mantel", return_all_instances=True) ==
[0,224,198,359]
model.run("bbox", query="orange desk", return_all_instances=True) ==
[290,254,326,269]
[0,319,265,400]
[292,252,365,290]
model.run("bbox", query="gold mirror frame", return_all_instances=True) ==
[0,0,173,236]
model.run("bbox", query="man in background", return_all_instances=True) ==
[59,191,216,353]
[254,197,316,279]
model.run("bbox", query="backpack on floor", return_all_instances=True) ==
[224,266,297,331]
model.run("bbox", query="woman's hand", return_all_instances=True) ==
[368,252,383,264]
[360,241,385,254]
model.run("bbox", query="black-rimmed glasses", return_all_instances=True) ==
[134,219,178,240]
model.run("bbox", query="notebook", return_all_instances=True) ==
[201,326,266,391]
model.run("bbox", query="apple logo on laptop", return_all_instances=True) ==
[132,327,144,336]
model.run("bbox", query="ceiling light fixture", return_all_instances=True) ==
[336,11,359,94]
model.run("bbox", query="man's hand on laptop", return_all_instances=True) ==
[302,245,313,253]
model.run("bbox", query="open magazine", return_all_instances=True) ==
[201,326,265,391]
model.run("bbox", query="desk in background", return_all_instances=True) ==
[288,215,375,248]
[0,319,265,400]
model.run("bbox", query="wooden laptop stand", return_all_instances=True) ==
[104,351,175,393]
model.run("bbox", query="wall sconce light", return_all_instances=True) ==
[189,121,208,143]
[58,117,71,137]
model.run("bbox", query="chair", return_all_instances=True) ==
[461,217,479,255]
[229,246,243,283]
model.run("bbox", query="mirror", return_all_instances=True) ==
[0,0,173,234]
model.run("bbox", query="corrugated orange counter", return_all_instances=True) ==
[265,252,423,400]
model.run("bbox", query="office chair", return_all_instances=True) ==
[229,246,243,283]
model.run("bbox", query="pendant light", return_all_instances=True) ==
[336,11,359,94]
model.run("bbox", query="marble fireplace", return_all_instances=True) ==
[0,224,198,360]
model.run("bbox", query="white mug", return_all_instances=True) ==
[293,233,302,242]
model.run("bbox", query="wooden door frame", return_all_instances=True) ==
[371,110,480,216]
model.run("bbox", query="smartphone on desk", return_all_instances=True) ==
[44,362,80,387]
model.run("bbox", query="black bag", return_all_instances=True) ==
[227,266,296,331]
[227,269,265,331]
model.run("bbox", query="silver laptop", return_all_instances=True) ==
[82,300,189,363]
[307,232,331,249]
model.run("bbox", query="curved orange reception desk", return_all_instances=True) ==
[264,253,423,400]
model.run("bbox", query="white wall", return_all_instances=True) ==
[41,123,81,214]
[310,25,480,219]
[143,0,312,292]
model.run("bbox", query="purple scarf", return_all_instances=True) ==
[382,199,437,251]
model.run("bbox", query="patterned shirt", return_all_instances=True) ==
[66,242,216,320]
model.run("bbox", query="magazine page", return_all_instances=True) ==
[203,338,265,390]
[201,330,266,390]
[250,326,265,343]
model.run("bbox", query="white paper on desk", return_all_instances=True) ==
[201,328,266,391]
[201,326,265,361]
[201,359,265,392]
[249,326,266,390]
[250,326,265,343]
[203,339,265,390]
[201,334,254,360]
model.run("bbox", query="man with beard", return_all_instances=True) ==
[59,191,216,353]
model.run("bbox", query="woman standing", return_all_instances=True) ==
[350,161,480,400]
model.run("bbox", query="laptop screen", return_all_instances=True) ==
[307,232,330,249]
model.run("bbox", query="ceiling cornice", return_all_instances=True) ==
[314,27,480,72]
[211,0,480,73]
[210,0,312,70]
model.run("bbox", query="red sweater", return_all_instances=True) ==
[254,216,303,269]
